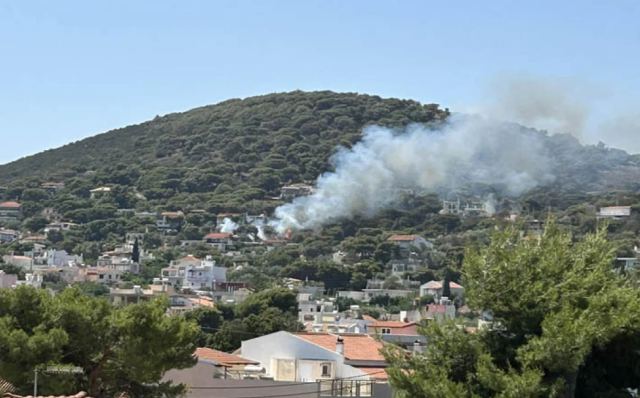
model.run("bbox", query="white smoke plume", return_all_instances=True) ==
[272,115,554,233]
[483,74,640,153]
[219,217,239,234]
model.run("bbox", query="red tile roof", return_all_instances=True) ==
[294,333,385,361]
[195,347,259,367]
[0,201,21,209]
[357,367,389,380]
[369,321,416,329]
[204,232,232,240]
[387,234,420,242]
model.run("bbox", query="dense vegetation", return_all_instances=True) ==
[385,223,640,397]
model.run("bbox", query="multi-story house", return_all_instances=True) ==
[0,201,22,223]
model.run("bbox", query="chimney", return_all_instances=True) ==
[412,340,424,356]
[336,336,344,356]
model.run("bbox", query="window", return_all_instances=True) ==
[321,363,332,378]
[381,328,391,334]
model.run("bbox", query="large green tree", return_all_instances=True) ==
[385,222,640,397]
[0,286,198,397]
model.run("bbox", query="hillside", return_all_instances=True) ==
[1,90,640,233]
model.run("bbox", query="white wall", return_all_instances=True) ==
[240,332,370,381]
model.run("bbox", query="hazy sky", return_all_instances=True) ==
[1,0,639,164]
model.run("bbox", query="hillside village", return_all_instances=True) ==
[1,93,640,397]
[2,169,640,397]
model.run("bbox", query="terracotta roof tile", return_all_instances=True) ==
[356,367,389,380]
[294,333,385,361]
[0,201,21,209]
[204,233,232,240]
[195,347,259,366]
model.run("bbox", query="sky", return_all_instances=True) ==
[1,0,639,164]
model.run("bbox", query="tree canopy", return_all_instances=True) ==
[385,221,640,397]
[0,286,198,397]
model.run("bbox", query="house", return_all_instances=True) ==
[597,206,632,219]
[368,320,418,336]
[425,297,456,322]
[44,221,78,235]
[362,288,416,302]
[216,213,242,227]
[80,267,123,284]
[203,232,234,251]
[367,320,425,348]
[280,183,314,200]
[388,258,423,275]
[2,254,33,269]
[240,331,388,383]
[0,228,19,243]
[157,211,185,232]
[165,347,261,385]
[386,234,433,251]
[89,186,112,199]
[20,234,47,245]
[96,255,139,273]
[110,284,173,305]
[14,273,43,288]
[440,199,492,217]
[39,249,83,267]
[161,255,227,290]
[298,295,337,323]
[419,280,464,299]
[0,270,18,288]
[0,201,22,222]
[40,181,65,193]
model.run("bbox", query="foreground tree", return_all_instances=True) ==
[385,222,640,397]
[0,287,198,397]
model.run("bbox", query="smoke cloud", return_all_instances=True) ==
[272,115,554,232]
[484,75,640,153]
[219,217,239,234]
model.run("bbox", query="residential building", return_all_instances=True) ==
[80,267,123,284]
[298,296,337,323]
[361,289,415,302]
[164,347,261,387]
[0,229,18,243]
[14,273,43,288]
[96,255,139,273]
[419,280,464,299]
[0,201,22,222]
[161,255,227,290]
[386,234,433,251]
[44,222,78,235]
[280,183,314,200]
[0,271,18,288]
[89,186,112,199]
[368,320,418,337]
[157,211,185,232]
[2,254,33,269]
[110,284,173,305]
[597,206,632,219]
[240,331,388,383]
[388,258,423,275]
[203,232,234,251]
[425,297,457,322]
[40,181,65,193]
[39,249,83,267]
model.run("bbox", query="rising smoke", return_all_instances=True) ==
[219,217,239,233]
[272,115,554,233]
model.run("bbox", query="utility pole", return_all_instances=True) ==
[33,368,38,397]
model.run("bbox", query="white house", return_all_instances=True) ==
[161,255,227,290]
[42,249,83,267]
[597,206,632,219]
[203,232,234,251]
[240,331,388,383]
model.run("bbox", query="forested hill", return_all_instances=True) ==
[1,90,640,214]
[0,91,448,209]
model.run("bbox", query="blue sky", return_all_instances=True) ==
[1,0,639,164]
